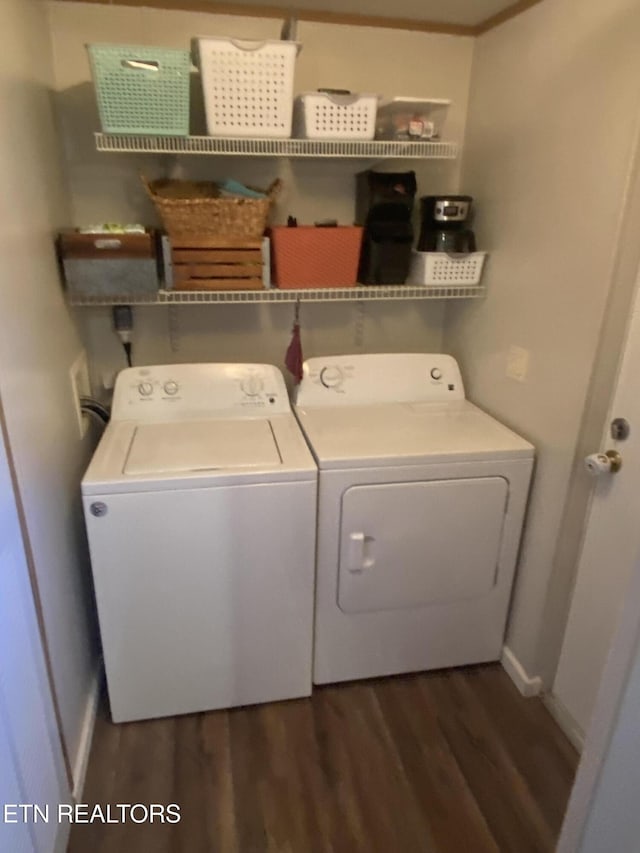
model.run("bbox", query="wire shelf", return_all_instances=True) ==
[94,133,459,159]
[69,284,485,306]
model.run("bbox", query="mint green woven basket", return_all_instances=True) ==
[87,44,190,136]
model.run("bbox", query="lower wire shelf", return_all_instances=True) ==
[68,284,486,306]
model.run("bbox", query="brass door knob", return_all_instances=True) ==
[585,450,623,477]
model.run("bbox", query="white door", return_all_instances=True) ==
[338,478,508,613]
[553,269,640,738]
[0,410,69,853]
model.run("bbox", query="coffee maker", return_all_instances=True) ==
[356,171,417,284]
[417,195,476,253]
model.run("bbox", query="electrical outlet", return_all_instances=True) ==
[70,350,91,438]
[506,345,530,382]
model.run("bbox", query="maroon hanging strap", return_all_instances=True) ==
[285,299,303,384]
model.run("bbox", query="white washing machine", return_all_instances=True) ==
[82,363,317,723]
[294,353,534,684]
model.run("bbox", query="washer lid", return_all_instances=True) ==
[124,419,281,475]
[295,400,534,469]
[82,413,317,494]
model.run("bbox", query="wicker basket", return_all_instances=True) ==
[142,176,281,239]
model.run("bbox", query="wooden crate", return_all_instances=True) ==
[166,236,265,291]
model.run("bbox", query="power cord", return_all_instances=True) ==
[80,396,110,426]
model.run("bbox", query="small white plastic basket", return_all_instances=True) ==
[193,37,299,138]
[293,92,379,140]
[408,251,487,286]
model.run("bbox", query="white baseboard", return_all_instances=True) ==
[500,645,543,697]
[72,664,102,801]
[543,692,585,752]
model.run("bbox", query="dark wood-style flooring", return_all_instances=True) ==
[68,664,578,853]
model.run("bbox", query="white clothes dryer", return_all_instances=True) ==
[294,353,534,685]
[82,363,317,722]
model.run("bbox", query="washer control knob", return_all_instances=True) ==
[164,381,179,396]
[430,367,443,381]
[138,382,153,396]
[241,375,263,397]
[320,366,344,388]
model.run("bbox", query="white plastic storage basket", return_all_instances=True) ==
[293,92,378,140]
[193,38,299,138]
[87,44,191,136]
[408,251,487,286]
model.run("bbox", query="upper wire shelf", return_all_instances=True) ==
[94,133,459,159]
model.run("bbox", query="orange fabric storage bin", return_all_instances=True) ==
[271,226,363,288]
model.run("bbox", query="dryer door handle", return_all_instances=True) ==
[347,532,375,573]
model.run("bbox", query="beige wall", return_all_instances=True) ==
[445,0,640,681]
[47,1,475,386]
[0,0,98,783]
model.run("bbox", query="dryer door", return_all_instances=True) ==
[338,477,508,613]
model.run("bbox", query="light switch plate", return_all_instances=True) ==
[70,350,91,438]
[506,345,530,382]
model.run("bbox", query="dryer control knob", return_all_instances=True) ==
[430,367,443,381]
[138,382,153,396]
[164,381,179,396]
[241,375,263,397]
[320,366,344,388]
